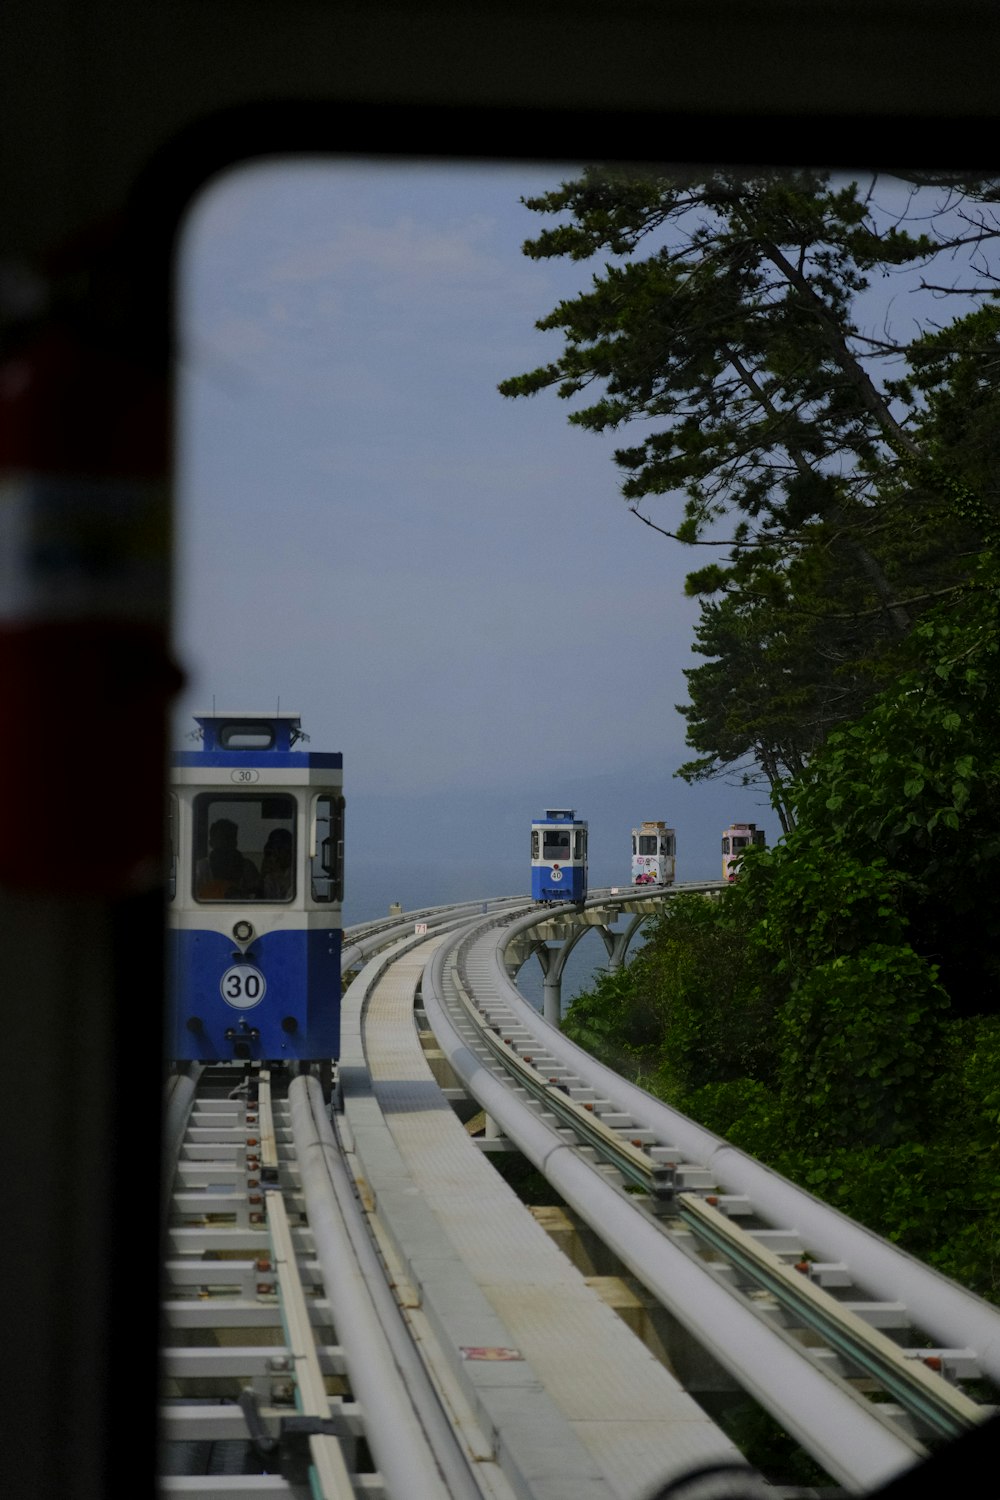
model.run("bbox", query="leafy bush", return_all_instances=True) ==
[775,944,949,1147]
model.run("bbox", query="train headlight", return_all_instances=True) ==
[233,920,255,942]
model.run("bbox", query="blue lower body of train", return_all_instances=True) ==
[531,864,587,903]
[167,926,341,1063]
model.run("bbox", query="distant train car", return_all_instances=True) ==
[631,821,676,885]
[531,809,588,904]
[167,711,344,1085]
[722,822,766,882]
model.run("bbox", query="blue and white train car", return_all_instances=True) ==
[167,711,344,1078]
[530,808,588,904]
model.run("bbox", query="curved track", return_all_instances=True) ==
[161,894,1000,1498]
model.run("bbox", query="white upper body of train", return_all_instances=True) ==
[721,822,766,882]
[631,821,676,885]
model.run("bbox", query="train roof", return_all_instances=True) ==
[172,711,342,770]
[533,808,585,823]
[193,710,303,719]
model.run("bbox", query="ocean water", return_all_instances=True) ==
[513,921,648,1020]
[345,870,651,1021]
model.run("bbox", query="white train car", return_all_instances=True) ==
[631,821,676,886]
[722,822,766,881]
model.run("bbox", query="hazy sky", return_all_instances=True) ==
[171,161,945,920]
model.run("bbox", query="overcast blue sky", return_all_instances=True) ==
[172,161,948,921]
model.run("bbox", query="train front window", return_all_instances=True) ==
[543,829,571,860]
[218,723,275,750]
[639,835,657,855]
[193,793,296,902]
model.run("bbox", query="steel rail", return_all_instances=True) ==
[342,897,530,974]
[160,893,998,1494]
[490,904,1000,1389]
[676,1194,985,1445]
[451,978,676,1203]
[287,1075,464,1500]
[162,1063,483,1499]
[159,900,529,1497]
[293,1073,518,1500]
[448,976,985,1445]
[161,1064,202,1236]
[422,933,925,1494]
[265,1185,357,1499]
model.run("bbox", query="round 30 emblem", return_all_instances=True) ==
[220,964,267,1009]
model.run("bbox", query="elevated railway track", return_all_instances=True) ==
[161,892,1000,1498]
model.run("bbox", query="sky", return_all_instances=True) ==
[171,159,944,923]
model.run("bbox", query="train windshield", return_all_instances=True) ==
[193,793,296,901]
[543,828,572,859]
[638,835,658,855]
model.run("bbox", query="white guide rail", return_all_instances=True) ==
[416,899,1000,1492]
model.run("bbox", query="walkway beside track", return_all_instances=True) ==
[338,933,749,1500]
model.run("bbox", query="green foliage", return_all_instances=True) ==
[501,167,939,522]
[502,166,1000,792]
[563,891,779,1103]
[512,167,1000,1298]
[767,1128,1000,1302]
[559,962,666,1083]
[776,945,949,1147]
[563,583,1000,1289]
[566,892,1000,1297]
[774,582,1000,1013]
[715,1402,832,1489]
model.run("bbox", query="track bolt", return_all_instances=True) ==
[795,1261,811,1275]
[706,1195,719,1205]
[257,1282,275,1296]
[924,1356,943,1371]
[249,1211,265,1224]
[256,1259,272,1272]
